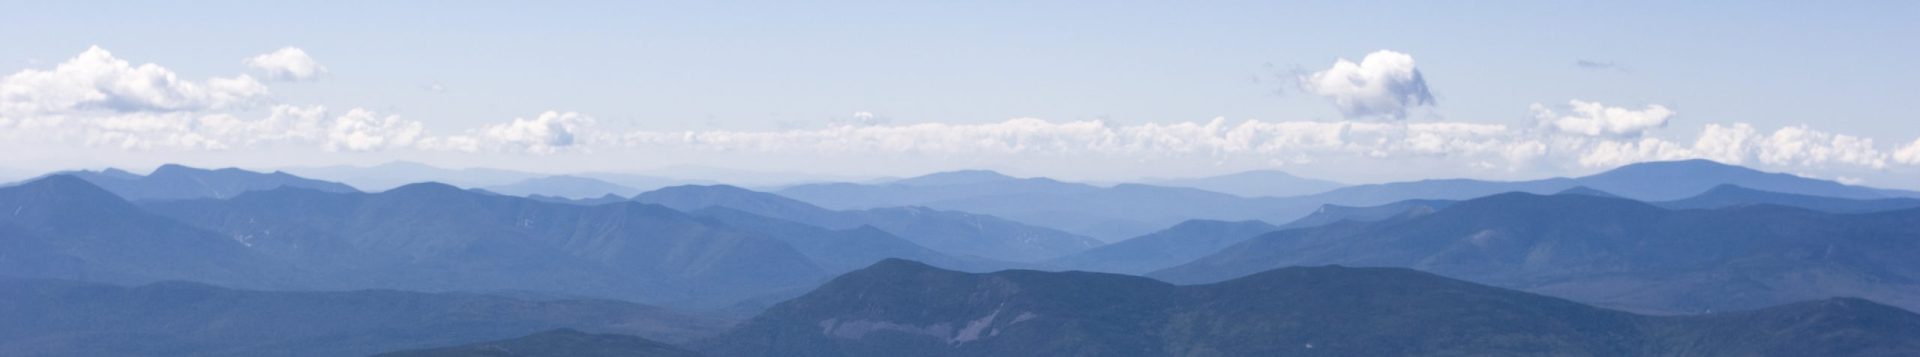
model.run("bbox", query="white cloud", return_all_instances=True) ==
[1896,138,1920,165]
[1300,50,1435,119]
[326,108,422,152]
[244,47,326,81]
[0,46,268,114]
[1573,123,1892,169]
[421,111,595,154]
[1532,100,1674,137]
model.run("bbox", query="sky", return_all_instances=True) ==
[1,1,1917,188]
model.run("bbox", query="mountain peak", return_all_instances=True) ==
[1555,186,1620,198]
[148,163,207,176]
[381,182,470,197]
[865,257,940,272]
[892,170,1017,186]
[10,174,118,199]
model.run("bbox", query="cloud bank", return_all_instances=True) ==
[1,46,1917,184]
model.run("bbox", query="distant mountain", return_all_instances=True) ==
[778,172,1305,241]
[1298,159,1918,207]
[375,329,704,357]
[686,206,1008,273]
[56,164,357,201]
[1146,170,1345,197]
[575,172,718,192]
[1658,184,1920,213]
[1153,192,1920,314]
[1048,220,1277,274]
[1275,199,1453,229]
[0,278,730,357]
[485,175,646,199]
[1578,159,1916,200]
[638,185,1099,262]
[144,183,830,307]
[0,175,282,287]
[283,161,544,191]
[701,259,1920,356]
[527,193,631,205]
[1554,185,1622,198]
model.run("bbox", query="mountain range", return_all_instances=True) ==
[1152,191,1920,314]
[637,185,1098,262]
[701,259,1920,356]
[1143,169,1345,197]
[143,182,830,307]
[774,160,1916,241]
[1657,184,1920,213]
[375,329,704,357]
[0,278,730,357]
[49,164,357,201]
[483,175,648,199]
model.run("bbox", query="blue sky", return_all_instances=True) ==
[1,1,1916,187]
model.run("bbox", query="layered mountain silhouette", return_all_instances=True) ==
[774,160,1911,241]
[145,182,830,306]
[1153,192,1920,314]
[375,329,704,357]
[0,278,731,357]
[484,175,647,199]
[1274,198,1453,229]
[283,161,545,191]
[778,172,1304,241]
[0,175,283,287]
[50,164,357,201]
[1143,169,1345,197]
[637,185,1098,262]
[1297,159,1919,207]
[702,259,1920,356]
[1658,184,1920,213]
[1048,220,1277,274]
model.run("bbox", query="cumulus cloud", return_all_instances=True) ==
[244,47,326,81]
[1300,50,1435,119]
[1532,100,1674,137]
[326,109,423,152]
[0,46,268,114]
[421,111,595,154]
[1897,138,1920,165]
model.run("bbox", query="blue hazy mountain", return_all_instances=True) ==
[52,164,358,201]
[1554,185,1623,198]
[1275,199,1454,229]
[484,175,647,199]
[701,259,1920,356]
[282,161,546,191]
[1048,220,1277,274]
[772,160,1916,242]
[0,278,730,357]
[778,172,1306,241]
[145,183,830,307]
[1658,184,1920,213]
[686,206,1013,273]
[637,185,1100,262]
[1153,192,1920,314]
[1298,159,1918,207]
[0,175,283,288]
[1145,170,1346,197]
[375,329,705,357]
